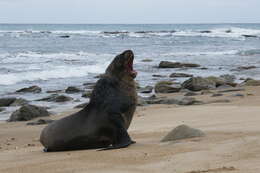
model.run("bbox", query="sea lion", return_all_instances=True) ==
[40,50,137,151]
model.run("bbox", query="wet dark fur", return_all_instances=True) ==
[40,50,137,151]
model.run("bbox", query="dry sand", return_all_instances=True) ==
[1,86,260,173]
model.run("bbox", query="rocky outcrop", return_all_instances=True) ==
[16,85,42,93]
[155,81,181,93]
[161,125,205,142]
[8,104,50,122]
[158,61,200,68]
[181,77,216,91]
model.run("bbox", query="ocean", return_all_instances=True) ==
[1,23,260,120]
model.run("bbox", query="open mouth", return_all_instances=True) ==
[126,55,137,78]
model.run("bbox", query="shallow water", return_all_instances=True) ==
[1,23,260,120]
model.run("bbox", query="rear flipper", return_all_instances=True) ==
[100,113,135,151]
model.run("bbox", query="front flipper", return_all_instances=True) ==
[100,113,135,151]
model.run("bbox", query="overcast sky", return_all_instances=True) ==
[0,0,259,24]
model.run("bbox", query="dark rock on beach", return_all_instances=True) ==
[241,79,260,86]
[141,59,153,62]
[161,124,205,142]
[0,97,28,107]
[59,35,70,38]
[200,30,211,33]
[27,119,55,125]
[46,90,63,93]
[8,104,50,122]
[16,85,42,93]
[0,97,17,107]
[242,35,258,38]
[155,81,181,93]
[139,86,153,94]
[152,74,167,78]
[184,91,199,96]
[65,86,82,94]
[37,94,73,102]
[144,96,202,106]
[9,98,28,106]
[232,66,257,71]
[182,77,216,91]
[158,61,200,68]
[169,73,193,78]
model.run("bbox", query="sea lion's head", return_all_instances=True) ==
[105,50,137,80]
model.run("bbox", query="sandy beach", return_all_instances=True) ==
[1,86,260,173]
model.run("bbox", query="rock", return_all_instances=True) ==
[158,61,200,68]
[218,88,245,93]
[207,99,231,104]
[219,74,236,83]
[169,73,193,78]
[146,96,202,106]
[199,67,208,70]
[182,77,216,91]
[0,97,16,107]
[103,31,129,34]
[217,84,233,89]
[155,81,181,93]
[59,35,70,38]
[184,92,199,96]
[243,79,260,86]
[200,30,211,33]
[16,85,42,93]
[226,29,232,33]
[65,86,82,94]
[74,102,88,108]
[206,76,226,87]
[37,94,73,102]
[8,104,50,122]
[161,125,205,142]
[211,93,223,97]
[231,93,244,97]
[242,35,257,38]
[81,91,92,98]
[9,98,28,106]
[232,66,257,71]
[152,74,167,77]
[139,86,153,94]
[26,119,55,125]
[46,90,63,93]
[141,59,153,62]
[0,107,5,112]
[200,90,214,95]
